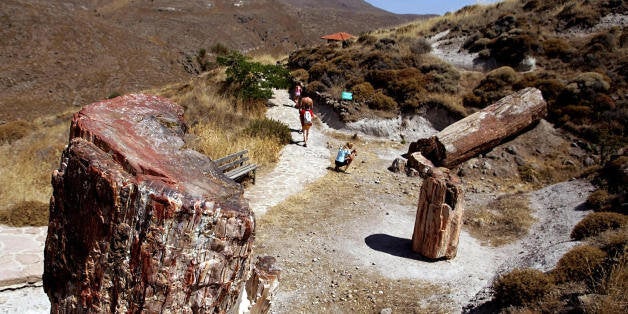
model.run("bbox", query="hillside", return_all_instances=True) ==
[0,0,426,122]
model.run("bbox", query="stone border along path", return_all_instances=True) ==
[245,89,332,216]
[0,89,334,312]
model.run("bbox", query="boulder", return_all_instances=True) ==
[44,94,255,312]
[411,168,464,259]
[407,87,547,168]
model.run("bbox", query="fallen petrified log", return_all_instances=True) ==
[407,87,547,168]
[44,94,255,312]
[411,167,464,259]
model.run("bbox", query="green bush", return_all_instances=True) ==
[552,245,607,284]
[493,268,553,307]
[217,52,290,101]
[571,212,627,240]
[242,118,291,145]
[351,82,375,102]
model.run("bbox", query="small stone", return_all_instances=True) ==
[381,307,392,314]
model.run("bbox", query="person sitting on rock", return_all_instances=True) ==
[335,142,357,172]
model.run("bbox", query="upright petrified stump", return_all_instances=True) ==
[241,256,281,314]
[408,87,547,168]
[44,94,255,313]
[411,168,463,259]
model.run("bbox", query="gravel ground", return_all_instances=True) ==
[0,90,594,313]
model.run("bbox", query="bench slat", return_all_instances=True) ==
[217,156,249,171]
[225,164,257,180]
[214,149,248,165]
[215,149,256,184]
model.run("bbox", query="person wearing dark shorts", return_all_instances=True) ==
[335,142,356,172]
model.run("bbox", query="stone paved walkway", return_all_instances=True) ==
[245,89,331,216]
[0,89,333,311]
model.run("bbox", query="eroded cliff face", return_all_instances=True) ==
[44,94,255,313]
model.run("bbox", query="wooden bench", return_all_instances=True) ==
[214,150,257,184]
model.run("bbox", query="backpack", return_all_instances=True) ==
[303,110,312,125]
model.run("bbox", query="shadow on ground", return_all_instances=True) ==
[365,233,446,262]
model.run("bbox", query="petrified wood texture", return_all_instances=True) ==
[408,87,547,168]
[243,256,281,314]
[44,94,255,313]
[411,168,463,260]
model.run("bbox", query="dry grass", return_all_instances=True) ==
[0,113,70,223]
[152,75,284,167]
[464,193,536,246]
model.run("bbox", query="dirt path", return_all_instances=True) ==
[250,90,594,313]
[0,90,594,313]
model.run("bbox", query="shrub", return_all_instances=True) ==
[217,52,291,101]
[374,37,397,51]
[558,2,600,29]
[464,66,519,108]
[409,37,432,55]
[0,200,49,227]
[305,80,327,93]
[489,31,539,67]
[518,164,538,183]
[493,268,553,307]
[593,229,627,258]
[571,212,627,240]
[420,62,460,94]
[290,68,309,83]
[542,38,576,62]
[552,245,607,284]
[368,91,397,111]
[0,120,32,144]
[241,118,291,145]
[360,52,394,71]
[587,189,611,210]
[351,82,375,102]
[357,34,377,45]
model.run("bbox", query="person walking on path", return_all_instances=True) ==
[299,96,316,147]
[335,142,357,172]
[293,82,302,107]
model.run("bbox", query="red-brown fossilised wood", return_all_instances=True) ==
[408,87,547,168]
[411,168,464,260]
[44,94,255,313]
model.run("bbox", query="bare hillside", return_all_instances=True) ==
[0,0,426,121]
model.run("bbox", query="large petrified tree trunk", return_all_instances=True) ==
[408,87,547,168]
[411,168,463,259]
[44,94,255,313]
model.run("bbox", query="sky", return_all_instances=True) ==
[364,0,501,15]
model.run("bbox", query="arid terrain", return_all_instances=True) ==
[0,1,625,313]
